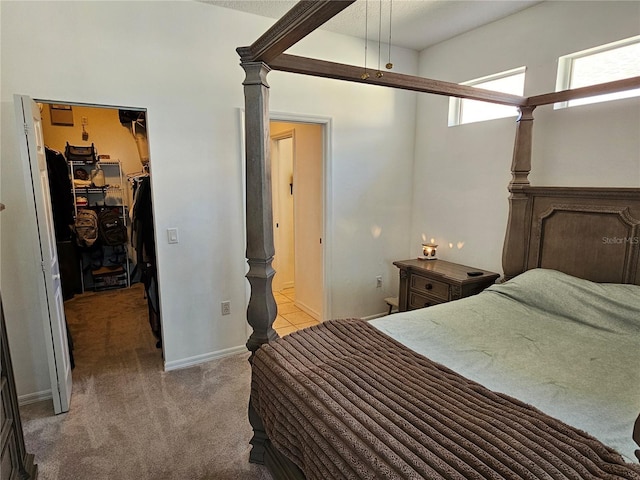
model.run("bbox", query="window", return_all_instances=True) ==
[448,67,526,126]
[556,35,640,108]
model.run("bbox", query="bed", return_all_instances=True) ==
[249,215,640,479]
[370,269,640,461]
[252,269,640,478]
[236,2,640,478]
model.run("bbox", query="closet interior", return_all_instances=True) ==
[41,103,161,353]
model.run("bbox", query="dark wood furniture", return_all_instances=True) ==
[502,186,640,284]
[393,259,500,312]
[236,2,640,478]
[1,292,38,480]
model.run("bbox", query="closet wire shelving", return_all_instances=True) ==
[69,159,131,292]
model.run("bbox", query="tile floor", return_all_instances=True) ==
[273,287,321,337]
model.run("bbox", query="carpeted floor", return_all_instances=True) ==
[20,283,272,480]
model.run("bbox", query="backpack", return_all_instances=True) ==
[74,209,99,247]
[98,209,127,246]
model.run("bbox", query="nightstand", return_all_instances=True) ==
[393,259,500,312]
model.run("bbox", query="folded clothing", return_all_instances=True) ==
[73,179,92,187]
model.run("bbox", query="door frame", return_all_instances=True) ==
[34,97,162,330]
[238,109,332,332]
[17,97,163,410]
[270,112,331,322]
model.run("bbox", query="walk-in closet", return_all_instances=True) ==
[40,102,162,368]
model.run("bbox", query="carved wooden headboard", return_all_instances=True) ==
[504,186,640,285]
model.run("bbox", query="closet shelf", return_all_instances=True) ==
[69,160,122,167]
[69,158,131,292]
[73,186,122,193]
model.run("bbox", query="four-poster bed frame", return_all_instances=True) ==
[237,1,640,478]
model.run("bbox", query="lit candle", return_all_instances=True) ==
[422,241,438,259]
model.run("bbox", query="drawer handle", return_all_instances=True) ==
[425,283,433,290]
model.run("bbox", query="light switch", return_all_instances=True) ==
[167,228,179,244]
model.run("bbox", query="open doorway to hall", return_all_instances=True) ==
[39,102,162,396]
[269,121,324,337]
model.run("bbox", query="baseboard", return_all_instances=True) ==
[164,345,248,371]
[18,389,52,406]
[294,299,320,321]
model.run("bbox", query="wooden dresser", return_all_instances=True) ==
[393,259,500,312]
[1,292,38,480]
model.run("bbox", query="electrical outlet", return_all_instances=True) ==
[376,276,383,288]
[221,301,231,316]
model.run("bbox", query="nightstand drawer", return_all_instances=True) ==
[408,291,444,310]
[410,274,449,301]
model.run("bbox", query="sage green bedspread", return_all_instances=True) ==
[370,268,640,462]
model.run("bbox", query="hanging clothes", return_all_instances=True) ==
[46,146,81,301]
[45,146,77,363]
[45,146,74,240]
[130,175,160,347]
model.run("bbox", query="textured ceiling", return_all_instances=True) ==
[202,0,542,51]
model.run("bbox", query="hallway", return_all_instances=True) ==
[273,287,320,337]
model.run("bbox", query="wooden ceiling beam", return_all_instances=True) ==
[237,0,356,63]
[269,53,527,106]
[527,76,640,107]
[238,1,639,107]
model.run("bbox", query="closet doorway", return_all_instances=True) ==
[270,120,324,321]
[37,100,161,411]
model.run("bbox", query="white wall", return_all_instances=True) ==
[0,1,417,397]
[411,1,640,274]
[269,36,420,319]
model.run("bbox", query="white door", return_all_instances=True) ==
[14,95,72,413]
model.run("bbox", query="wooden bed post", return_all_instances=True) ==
[239,58,278,465]
[502,105,536,280]
[239,58,279,355]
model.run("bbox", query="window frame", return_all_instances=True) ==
[448,66,526,127]
[555,34,640,109]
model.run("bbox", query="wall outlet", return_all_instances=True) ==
[221,301,231,316]
[376,276,383,288]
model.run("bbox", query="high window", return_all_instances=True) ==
[555,35,640,108]
[448,67,526,126]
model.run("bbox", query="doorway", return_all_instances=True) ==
[271,133,295,292]
[269,120,324,321]
[36,99,160,411]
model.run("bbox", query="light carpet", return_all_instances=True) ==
[20,283,272,480]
